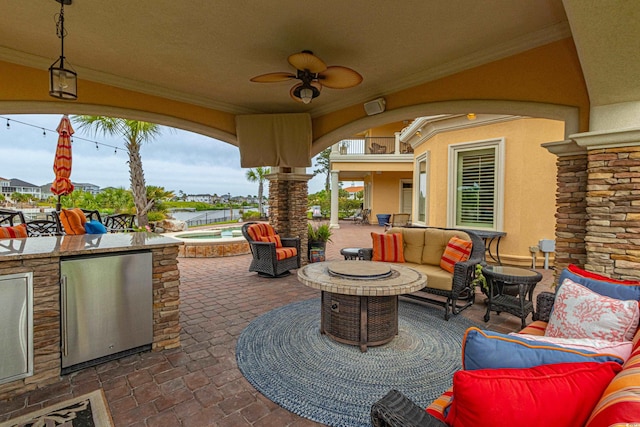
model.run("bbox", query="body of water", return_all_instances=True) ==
[170,208,258,226]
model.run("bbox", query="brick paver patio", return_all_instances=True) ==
[0,221,554,426]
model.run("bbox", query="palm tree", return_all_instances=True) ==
[73,116,162,227]
[245,167,270,218]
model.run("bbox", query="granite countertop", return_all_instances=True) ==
[0,232,181,261]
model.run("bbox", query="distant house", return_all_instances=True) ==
[40,181,101,199]
[1,178,42,199]
[186,194,214,203]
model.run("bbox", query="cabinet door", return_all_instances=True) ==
[0,272,33,384]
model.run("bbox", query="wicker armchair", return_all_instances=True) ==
[242,222,301,278]
[360,227,485,320]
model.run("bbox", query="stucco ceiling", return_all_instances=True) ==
[0,0,569,116]
[0,1,636,117]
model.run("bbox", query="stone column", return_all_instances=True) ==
[267,168,313,264]
[573,129,640,280]
[330,170,340,229]
[542,140,588,277]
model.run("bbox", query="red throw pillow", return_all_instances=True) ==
[59,209,86,235]
[0,224,28,239]
[371,232,405,263]
[260,234,282,248]
[445,362,622,427]
[568,263,640,285]
[439,236,472,273]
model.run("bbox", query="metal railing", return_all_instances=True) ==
[336,137,412,155]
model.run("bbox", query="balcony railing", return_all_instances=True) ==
[335,137,414,156]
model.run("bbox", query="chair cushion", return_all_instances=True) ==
[0,224,28,239]
[260,234,282,248]
[411,264,452,291]
[558,267,640,301]
[546,278,640,342]
[439,236,472,274]
[84,220,107,234]
[59,208,86,235]
[445,362,622,427]
[509,333,633,362]
[247,223,276,241]
[462,327,624,371]
[390,227,424,264]
[275,247,297,261]
[371,232,405,263]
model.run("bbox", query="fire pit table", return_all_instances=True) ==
[298,261,426,352]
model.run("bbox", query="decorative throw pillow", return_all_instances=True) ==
[84,220,108,234]
[439,236,472,273]
[247,223,275,241]
[445,362,622,427]
[558,267,640,302]
[59,209,86,235]
[568,264,640,285]
[462,327,624,371]
[509,333,633,362]
[546,278,640,342]
[371,232,405,263]
[259,234,282,248]
[0,224,28,239]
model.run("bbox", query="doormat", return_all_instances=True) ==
[0,389,114,427]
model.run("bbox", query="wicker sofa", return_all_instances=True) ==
[361,226,485,320]
[371,282,640,427]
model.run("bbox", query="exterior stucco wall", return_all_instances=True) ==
[413,118,564,266]
[370,171,413,224]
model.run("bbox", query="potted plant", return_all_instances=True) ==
[308,223,333,262]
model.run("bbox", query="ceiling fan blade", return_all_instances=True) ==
[319,66,363,89]
[250,72,296,83]
[288,51,327,73]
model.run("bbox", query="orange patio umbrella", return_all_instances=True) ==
[51,114,75,211]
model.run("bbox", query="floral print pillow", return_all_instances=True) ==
[546,278,640,342]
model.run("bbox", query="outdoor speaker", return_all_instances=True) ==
[364,98,386,116]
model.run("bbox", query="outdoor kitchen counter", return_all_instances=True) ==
[0,232,181,400]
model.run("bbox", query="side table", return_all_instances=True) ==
[340,247,364,260]
[482,265,543,329]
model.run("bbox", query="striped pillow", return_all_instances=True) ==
[247,223,275,241]
[260,234,282,248]
[440,236,472,273]
[59,208,86,235]
[0,224,28,239]
[371,232,405,263]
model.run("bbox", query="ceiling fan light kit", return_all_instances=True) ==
[251,50,362,104]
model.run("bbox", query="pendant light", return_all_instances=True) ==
[49,0,77,100]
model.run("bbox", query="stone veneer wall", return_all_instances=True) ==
[268,173,310,264]
[554,153,589,275]
[585,147,640,279]
[0,245,180,400]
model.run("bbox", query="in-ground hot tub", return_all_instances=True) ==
[166,226,250,258]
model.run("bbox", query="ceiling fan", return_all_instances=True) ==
[250,50,363,104]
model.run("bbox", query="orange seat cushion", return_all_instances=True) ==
[275,247,297,261]
[60,208,86,235]
[247,223,276,241]
[0,224,28,239]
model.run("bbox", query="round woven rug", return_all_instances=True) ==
[236,298,478,427]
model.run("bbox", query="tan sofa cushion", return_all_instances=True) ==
[422,229,471,265]
[389,227,424,264]
[406,263,454,291]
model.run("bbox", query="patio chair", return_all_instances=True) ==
[355,208,370,225]
[104,213,137,232]
[384,213,411,231]
[242,222,301,278]
[0,208,26,226]
[370,142,387,154]
[25,218,62,236]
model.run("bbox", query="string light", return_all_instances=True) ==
[0,115,123,154]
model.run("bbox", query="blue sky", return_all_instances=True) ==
[1,114,326,197]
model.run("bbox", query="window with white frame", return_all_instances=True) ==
[448,139,504,230]
[416,154,428,223]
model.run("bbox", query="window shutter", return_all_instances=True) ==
[457,148,496,227]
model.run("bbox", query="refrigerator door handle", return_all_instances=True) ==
[61,275,68,357]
